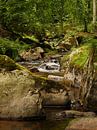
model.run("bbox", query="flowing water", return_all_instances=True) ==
[0,119,71,130]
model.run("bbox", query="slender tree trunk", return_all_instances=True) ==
[60,0,64,34]
[83,18,88,32]
[93,0,96,31]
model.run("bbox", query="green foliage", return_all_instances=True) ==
[0,37,30,60]
[0,0,37,33]
[0,0,95,36]
[0,0,89,34]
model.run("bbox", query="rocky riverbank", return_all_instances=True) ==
[0,54,71,120]
[0,37,97,121]
[61,42,97,112]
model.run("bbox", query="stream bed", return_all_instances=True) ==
[0,119,71,130]
[0,108,72,130]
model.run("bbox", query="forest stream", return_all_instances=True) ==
[1,0,97,129]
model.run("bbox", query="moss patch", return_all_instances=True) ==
[0,55,18,71]
[61,38,97,70]
[23,34,39,43]
[70,45,90,68]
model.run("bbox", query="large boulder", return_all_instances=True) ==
[0,70,42,119]
[20,47,44,61]
[0,55,43,119]
[66,118,97,130]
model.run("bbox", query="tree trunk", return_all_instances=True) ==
[84,18,88,32]
[60,0,64,34]
[93,0,96,24]
[93,0,96,31]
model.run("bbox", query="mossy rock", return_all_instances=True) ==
[0,54,18,71]
[61,44,91,70]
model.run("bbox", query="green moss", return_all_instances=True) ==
[0,54,28,71]
[0,55,18,71]
[70,46,90,68]
[23,34,39,43]
[61,43,92,69]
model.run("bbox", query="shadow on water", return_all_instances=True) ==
[0,119,71,130]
